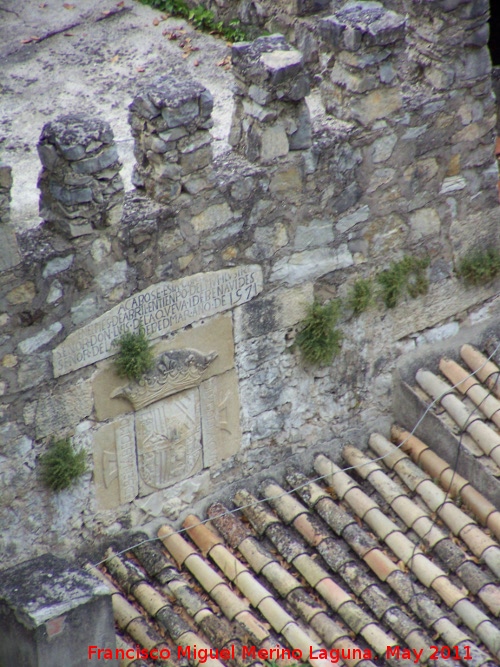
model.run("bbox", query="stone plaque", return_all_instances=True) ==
[93,314,235,421]
[200,370,241,467]
[93,415,138,509]
[111,348,218,411]
[53,265,263,377]
[136,389,202,496]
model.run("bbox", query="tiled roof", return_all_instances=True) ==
[86,344,500,667]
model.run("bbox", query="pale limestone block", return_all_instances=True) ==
[93,314,235,422]
[0,226,21,271]
[18,322,62,355]
[136,388,202,496]
[191,203,233,233]
[372,133,397,163]
[53,266,263,377]
[351,88,402,125]
[92,414,138,509]
[270,244,353,285]
[260,124,289,163]
[35,379,93,439]
[47,281,63,304]
[200,369,242,467]
[42,254,74,279]
[294,219,333,251]
[336,206,370,233]
[409,207,441,241]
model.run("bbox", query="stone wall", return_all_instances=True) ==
[1,0,499,565]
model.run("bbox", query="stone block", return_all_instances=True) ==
[0,554,116,667]
[319,4,405,51]
[35,380,93,439]
[191,202,233,233]
[232,35,309,101]
[18,322,63,355]
[294,218,334,251]
[93,414,138,509]
[409,207,441,241]
[7,281,36,305]
[270,244,353,284]
[350,87,402,125]
[0,164,13,190]
[261,123,290,162]
[131,76,213,129]
[200,369,242,466]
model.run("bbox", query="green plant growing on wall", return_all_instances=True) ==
[376,255,430,308]
[40,437,87,492]
[138,0,249,42]
[113,324,154,380]
[348,278,373,315]
[457,248,500,285]
[295,300,342,366]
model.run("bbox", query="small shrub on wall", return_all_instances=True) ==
[113,324,154,381]
[40,437,87,492]
[295,300,342,366]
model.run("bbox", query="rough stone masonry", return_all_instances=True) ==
[0,0,499,565]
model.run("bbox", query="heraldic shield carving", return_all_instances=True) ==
[135,388,202,495]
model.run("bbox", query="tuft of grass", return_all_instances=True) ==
[295,300,342,366]
[348,278,373,315]
[376,255,430,308]
[137,0,249,42]
[457,248,500,286]
[113,324,154,381]
[40,437,87,492]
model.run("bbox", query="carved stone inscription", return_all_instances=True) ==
[53,265,263,377]
[135,389,202,496]
[111,349,218,411]
[93,415,138,510]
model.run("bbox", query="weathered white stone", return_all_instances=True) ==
[260,124,289,162]
[46,280,63,304]
[71,296,98,325]
[53,266,262,377]
[18,322,62,355]
[191,203,232,233]
[336,206,370,233]
[294,219,334,251]
[409,207,441,241]
[42,254,74,279]
[440,176,466,194]
[0,226,21,271]
[270,244,353,284]
[252,222,288,258]
[416,321,459,346]
[95,260,128,293]
[367,168,395,193]
[35,379,93,439]
[91,237,112,263]
[372,134,397,163]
